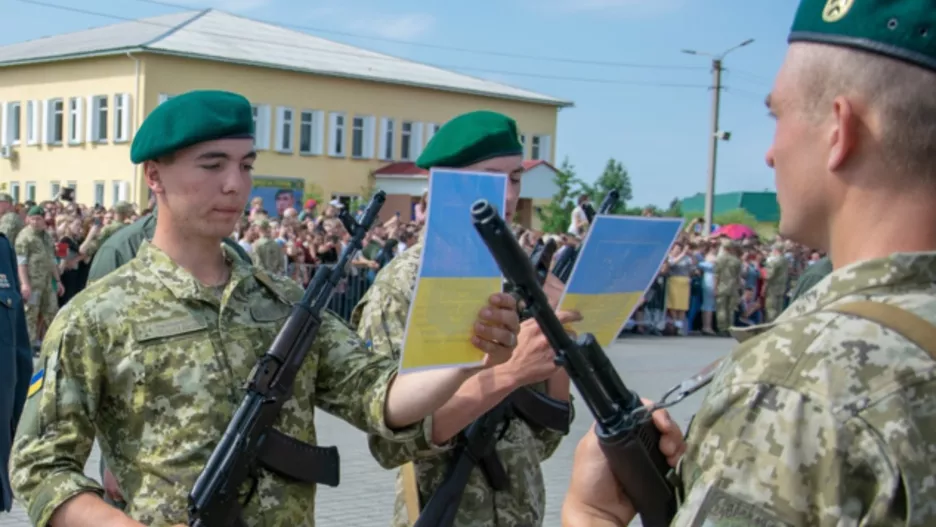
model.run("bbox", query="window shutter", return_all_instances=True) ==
[86,97,96,142]
[119,94,132,142]
[255,105,271,150]
[424,122,436,148]
[540,135,552,162]
[118,181,129,201]
[74,98,84,144]
[411,121,424,160]
[0,102,7,147]
[274,106,286,153]
[313,110,325,156]
[378,118,390,161]
[42,99,53,144]
[363,116,376,159]
[327,112,340,157]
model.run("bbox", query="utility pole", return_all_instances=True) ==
[682,38,754,237]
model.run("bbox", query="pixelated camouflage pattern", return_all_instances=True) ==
[0,211,24,244]
[674,252,936,526]
[96,221,128,249]
[14,226,58,339]
[350,241,565,527]
[11,240,428,527]
[714,251,742,332]
[252,236,284,275]
[763,253,790,322]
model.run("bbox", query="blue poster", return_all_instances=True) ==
[250,176,304,218]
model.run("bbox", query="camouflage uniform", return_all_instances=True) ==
[673,252,936,525]
[350,241,565,527]
[14,225,58,342]
[763,250,789,322]
[252,236,285,276]
[713,242,742,332]
[11,240,432,527]
[0,210,24,244]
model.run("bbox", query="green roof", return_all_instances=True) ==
[679,191,779,222]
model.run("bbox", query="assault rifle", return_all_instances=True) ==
[472,199,677,527]
[553,189,620,283]
[188,191,388,527]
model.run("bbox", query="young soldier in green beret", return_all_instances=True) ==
[10,90,523,527]
[14,206,63,350]
[351,110,582,527]
[564,1,936,524]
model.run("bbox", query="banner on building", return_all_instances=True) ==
[250,176,305,218]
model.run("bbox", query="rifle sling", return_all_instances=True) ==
[509,387,571,434]
[257,428,340,487]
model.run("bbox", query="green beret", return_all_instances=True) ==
[27,206,43,216]
[131,90,254,164]
[789,0,936,72]
[416,111,523,170]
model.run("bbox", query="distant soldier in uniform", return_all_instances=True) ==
[788,254,833,303]
[762,242,789,322]
[0,193,24,244]
[713,238,741,333]
[10,90,522,527]
[93,201,134,249]
[352,111,580,527]
[0,231,32,516]
[563,1,936,525]
[250,219,284,275]
[14,206,63,348]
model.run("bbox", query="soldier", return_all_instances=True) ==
[250,219,284,275]
[0,193,24,243]
[713,238,741,334]
[10,90,522,527]
[563,1,936,525]
[762,242,789,322]
[788,254,832,303]
[0,231,32,516]
[93,201,134,249]
[352,110,579,527]
[14,206,63,349]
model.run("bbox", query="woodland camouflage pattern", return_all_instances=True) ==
[673,252,936,526]
[350,241,566,527]
[0,210,24,244]
[10,240,429,527]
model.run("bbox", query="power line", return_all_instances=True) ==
[134,0,709,71]
[11,0,713,89]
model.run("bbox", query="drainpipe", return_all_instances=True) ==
[127,51,141,206]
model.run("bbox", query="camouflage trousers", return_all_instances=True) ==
[25,285,57,342]
[765,294,784,323]
[715,294,738,332]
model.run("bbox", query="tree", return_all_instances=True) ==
[582,158,633,215]
[663,197,683,218]
[536,157,580,233]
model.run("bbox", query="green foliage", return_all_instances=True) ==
[303,182,325,207]
[578,158,633,215]
[536,157,579,233]
[682,208,760,229]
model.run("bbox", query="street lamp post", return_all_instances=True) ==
[682,38,754,237]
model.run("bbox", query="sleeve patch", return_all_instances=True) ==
[27,368,44,398]
[690,487,793,527]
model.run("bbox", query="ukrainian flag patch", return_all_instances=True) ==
[27,368,44,398]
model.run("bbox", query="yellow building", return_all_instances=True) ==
[0,8,571,222]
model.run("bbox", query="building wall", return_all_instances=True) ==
[143,53,560,208]
[0,55,142,206]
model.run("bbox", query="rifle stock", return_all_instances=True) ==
[187,191,388,527]
[471,199,677,527]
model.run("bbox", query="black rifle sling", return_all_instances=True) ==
[250,270,340,486]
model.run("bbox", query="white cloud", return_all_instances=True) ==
[343,12,436,41]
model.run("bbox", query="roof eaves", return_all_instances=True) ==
[0,47,146,68]
[142,48,572,107]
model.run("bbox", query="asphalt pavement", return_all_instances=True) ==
[1,336,729,527]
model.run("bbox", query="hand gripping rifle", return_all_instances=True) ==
[188,191,388,527]
[472,199,677,527]
[553,189,620,283]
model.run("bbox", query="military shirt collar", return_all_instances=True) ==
[731,251,936,343]
[135,240,254,304]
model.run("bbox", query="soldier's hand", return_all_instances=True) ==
[20,283,31,302]
[502,311,582,387]
[471,292,520,366]
[561,400,685,526]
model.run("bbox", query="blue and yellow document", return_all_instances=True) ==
[558,216,683,347]
[400,169,507,372]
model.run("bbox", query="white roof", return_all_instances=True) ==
[0,9,571,107]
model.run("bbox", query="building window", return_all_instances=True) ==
[401,121,413,161]
[531,135,551,161]
[89,95,108,142]
[424,122,440,146]
[299,110,324,155]
[275,106,294,153]
[25,182,36,202]
[47,99,64,145]
[26,100,39,145]
[328,112,345,157]
[114,94,131,143]
[112,181,121,206]
[10,182,20,203]
[66,181,77,200]
[50,182,61,200]
[252,104,271,150]
[94,181,105,206]
[3,102,22,146]
[68,98,83,144]
[351,116,365,158]
[331,193,360,210]
[380,118,395,160]
[530,136,539,160]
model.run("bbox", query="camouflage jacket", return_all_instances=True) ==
[0,211,24,245]
[673,252,936,526]
[11,240,429,527]
[14,226,56,286]
[763,254,790,297]
[713,252,742,297]
[252,236,284,275]
[350,241,566,527]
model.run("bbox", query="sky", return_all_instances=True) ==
[1,0,800,208]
